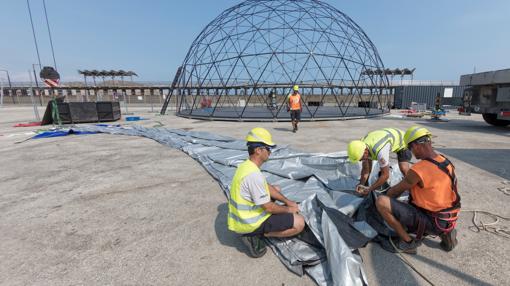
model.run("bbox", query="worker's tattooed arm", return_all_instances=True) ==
[367,165,390,192]
[386,169,421,198]
[359,159,372,186]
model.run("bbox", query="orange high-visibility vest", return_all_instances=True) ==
[410,155,457,212]
[289,93,301,110]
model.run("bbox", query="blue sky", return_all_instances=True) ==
[1,0,509,82]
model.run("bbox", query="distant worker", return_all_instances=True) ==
[267,90,277,109]
[431,92,445,120]
[228,127,305,257]
[347,128,411,193]
[287,85,302,133]
[357,126,460,254]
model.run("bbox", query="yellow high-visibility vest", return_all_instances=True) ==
[228,160,271,234]
[362,128,406,160]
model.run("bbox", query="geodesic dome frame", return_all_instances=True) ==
[161,0,391,121]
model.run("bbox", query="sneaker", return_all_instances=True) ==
[439,229,458,252]
[379,237,420,254]
[240,235,267,258]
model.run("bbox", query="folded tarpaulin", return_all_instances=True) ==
[70,124,404,286]
[32,129,98,139]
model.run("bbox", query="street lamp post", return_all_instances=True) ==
[0,69,12,88]
[32,64,43,106]
[32,64,41,87]
[28,70,41,121]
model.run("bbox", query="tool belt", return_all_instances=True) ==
[414,206,460,240]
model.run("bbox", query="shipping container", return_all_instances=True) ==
[393,85,465,109]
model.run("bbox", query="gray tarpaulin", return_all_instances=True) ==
[72,125,403,286]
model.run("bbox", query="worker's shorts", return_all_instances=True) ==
[249,213,294,236]
[290,110,301,121]
[390,198,443,236]
[396,149,412,162]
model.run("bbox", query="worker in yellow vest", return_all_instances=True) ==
[287,85,302,133]
[228,127,305,257]
[360,126,460,254]
[347,128,411,194]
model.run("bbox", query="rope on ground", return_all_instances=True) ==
[497,181,510,196]
[14,137,33,144]
[152,121,164,128]
[389,237,436,286]
[387,209,509,286]
[461,209,510,239]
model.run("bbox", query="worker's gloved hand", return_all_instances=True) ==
[355,184,370,196]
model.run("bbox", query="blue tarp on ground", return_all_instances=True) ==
[32,129,98,139]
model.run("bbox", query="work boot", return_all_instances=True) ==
[439,229,458,252]
[240,235,267,258]
[379,237,420,254]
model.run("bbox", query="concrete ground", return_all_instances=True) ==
[0,106,509,286]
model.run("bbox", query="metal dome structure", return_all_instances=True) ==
[161,0,391,120]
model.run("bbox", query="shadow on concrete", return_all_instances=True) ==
[369,240,493,286]
[411,253,493,286]
[273,127,294,133]
[371,117,510,137]
[367,242,421,285]
[421,237,442,250]
[214,203,247,254]
[419,120,510,137]
[437,148,510,180]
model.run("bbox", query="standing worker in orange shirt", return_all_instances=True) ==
[287,85,302,133]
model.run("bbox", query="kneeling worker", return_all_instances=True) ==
[347,128,411,193]
[358,126,461,254]
[228,127,305,257]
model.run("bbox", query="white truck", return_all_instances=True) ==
[460,68,510,126]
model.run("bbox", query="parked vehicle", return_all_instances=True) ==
[460,69,510,126]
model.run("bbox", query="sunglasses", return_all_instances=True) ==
[259,146,272,153]
[408,137,429,149]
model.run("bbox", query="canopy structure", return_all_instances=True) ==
[362,68,416,76]
[78,70,138,86]
[161,0,392,120]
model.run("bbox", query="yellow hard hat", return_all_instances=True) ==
[404,126,432,146]
[293,85,299,91]
[245,127,276,147]
[347,140,367,163]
